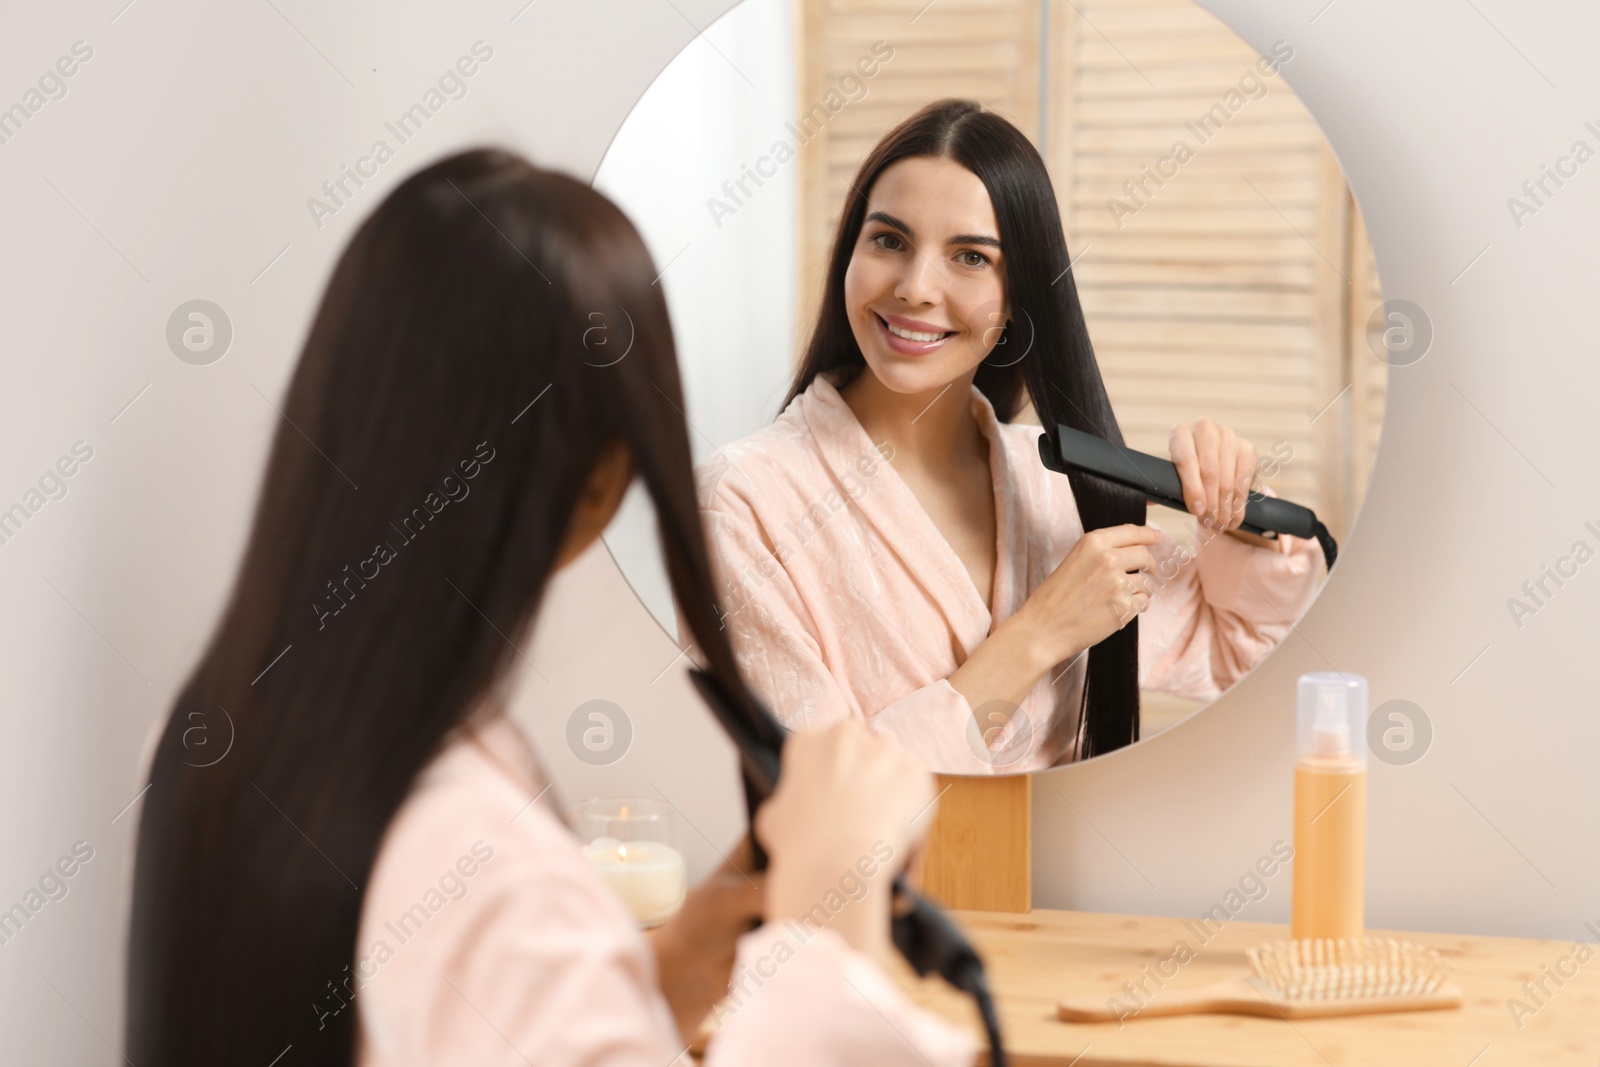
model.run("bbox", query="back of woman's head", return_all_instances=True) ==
[786,99,1147,759]
[127,148,751,1064]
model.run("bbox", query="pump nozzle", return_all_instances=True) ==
[1297,672,1367,767]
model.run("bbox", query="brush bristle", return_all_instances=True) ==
[1246,938,1450,1001]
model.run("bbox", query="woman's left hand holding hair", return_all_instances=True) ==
[644,833,765,1044]
[1169,418,1276,548]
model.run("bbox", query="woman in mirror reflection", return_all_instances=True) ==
[696,99,1326,776]
[126,150,973,1066]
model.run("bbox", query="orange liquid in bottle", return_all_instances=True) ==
[1290,753,1366,941]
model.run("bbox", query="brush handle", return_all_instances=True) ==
[1058,975,1465,1022]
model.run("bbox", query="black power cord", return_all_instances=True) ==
[1308,517,1339,569]
[889,888,1006,1067]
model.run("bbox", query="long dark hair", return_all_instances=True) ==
[126,149,762,1063]
[784,98,1145,759]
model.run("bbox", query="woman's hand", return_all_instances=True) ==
[644,834,765,1043]
[1169,418,1263,536]
[1014,523,1165,666]
[945,523,1164,738]
[756,718,937,969]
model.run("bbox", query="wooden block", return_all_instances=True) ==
[919,773,1032,913]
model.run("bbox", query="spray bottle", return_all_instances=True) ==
[1290,672,1368,940]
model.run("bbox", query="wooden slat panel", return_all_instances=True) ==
[1347,204,1387,522]
[1071,233,1336,264]
[1074,258,1317,288]
[818,12,1035,38]
[1068,151,1323,178]
[1089,349,1320,382]
[837,74,1018,103]
[827,0,1018,9]
[1081,285,1317,319]
[1076,5,1246,33]
[1045,0,1382,529]
[1074,176,1321,206]
[1074,204,1321,235]
[1076,123,1330,154]
[1076,92,1312,125]
[1311,143,1353,537]
[1079,65,1303,97]
[1076,36,1270,67]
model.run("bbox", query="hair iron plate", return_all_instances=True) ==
[1038,424,1338,567]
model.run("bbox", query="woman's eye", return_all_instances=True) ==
[957,250,990,268]
[870,232,905,251]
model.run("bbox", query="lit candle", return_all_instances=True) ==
[579,836,687,926]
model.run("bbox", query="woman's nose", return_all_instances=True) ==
[892,250,943,306]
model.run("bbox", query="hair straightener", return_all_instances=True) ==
[687,667,1008,1067]
[1038,424,1338,568]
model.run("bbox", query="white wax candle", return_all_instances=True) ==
[579,837,687,925]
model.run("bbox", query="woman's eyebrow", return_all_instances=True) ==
[948,232,1002,249]
[864,211,1001,250]
[865,209,912,234]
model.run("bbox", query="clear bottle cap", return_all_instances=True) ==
[1296,672,1367,767]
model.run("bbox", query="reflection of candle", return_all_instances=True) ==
[579,836,687,925]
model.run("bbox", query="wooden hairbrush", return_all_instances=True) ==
[1058,938,1465,1022]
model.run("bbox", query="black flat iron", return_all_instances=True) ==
[1038,423,1338,568]
[688,667,1007,1067]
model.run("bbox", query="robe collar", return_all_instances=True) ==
[797,367,1027,664]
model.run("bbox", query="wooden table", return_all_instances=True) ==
[880,908,1600,1066]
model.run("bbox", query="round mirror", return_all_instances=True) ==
[597,0,1386,774]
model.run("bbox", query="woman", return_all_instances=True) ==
[697,99,1326,775]
[127,149,973,1066]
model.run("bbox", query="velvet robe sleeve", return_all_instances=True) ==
[1137,495,1327,700]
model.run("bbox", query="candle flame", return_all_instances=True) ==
[616,843,627,862]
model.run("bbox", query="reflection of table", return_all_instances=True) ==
[882,908,1600,1066]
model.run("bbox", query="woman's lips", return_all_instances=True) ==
[873,312,954,356]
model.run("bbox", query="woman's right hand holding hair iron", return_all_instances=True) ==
[949,523,1163,718]
[755,718,939,970]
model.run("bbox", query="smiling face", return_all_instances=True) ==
[842,155,1009,397]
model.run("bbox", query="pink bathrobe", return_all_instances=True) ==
[353,711,975,1065]
[695,369,1326,775]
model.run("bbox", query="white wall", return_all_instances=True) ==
[0,1,1595,1060]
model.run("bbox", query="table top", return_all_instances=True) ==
[882,908,1600,1067]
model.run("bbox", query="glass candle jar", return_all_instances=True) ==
[568,797,688,928]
